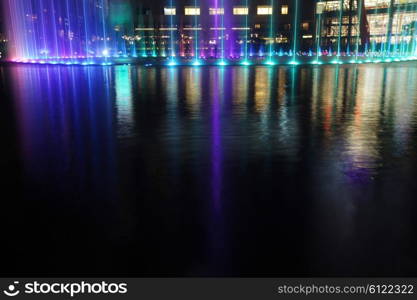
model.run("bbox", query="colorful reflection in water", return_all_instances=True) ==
[2,63,417,276]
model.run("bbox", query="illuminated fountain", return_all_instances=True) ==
[3,0,136,65]
[2,0,417,66]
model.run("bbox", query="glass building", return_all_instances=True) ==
[316,0,417,53]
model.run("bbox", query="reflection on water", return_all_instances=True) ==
[1,63,417,276]
[115,66,134,139]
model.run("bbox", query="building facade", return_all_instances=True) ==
[128,0,315,57]
[317,0,417,53]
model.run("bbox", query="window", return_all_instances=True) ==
[281,5,288,15]
[164,7,176,16]
[209,8,224,15]
[255,24,261,29]
[185,7,200,15]
[365,0,391,9]
[302,22,309,30]
[233,6,249,15]
[257,6,273,15]
[316,2,325,14]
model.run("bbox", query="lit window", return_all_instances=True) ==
[365,0,391,9]
[281,5,288,15]
[255,24,261,29]
[164,7,176,16]
[185,7,200,15]
[233,6,249,15]
[302,22,309,30]
[209,8,224,15]
[316,2,325,14]
[257,6,273,15]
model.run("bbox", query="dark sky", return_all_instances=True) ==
[0,3,4,32]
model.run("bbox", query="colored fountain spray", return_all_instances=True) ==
[398,2,411,58]
[335,0,344,62]
[243,0,250,64]
[291,0,300,64]
[3,0,417,67]
[100,0,109,60]
[354,0,364,62]
[383,0,396,58]
[413,2,417,56]
[3,0,124,63]
[82,0,91,60]
[315,1,324,64]
[167,0,177,66]
[266,0,276,65]
[193,0,200,64]
[220,0,226,65]
[369,1,381,58]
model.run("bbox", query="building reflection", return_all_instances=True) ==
[4,62,417,275]
[254,67,271,114]
[9,63,417,198]
[183,67,202,116]
[231,67,249,109]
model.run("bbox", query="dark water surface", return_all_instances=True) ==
[1,63,417,276]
